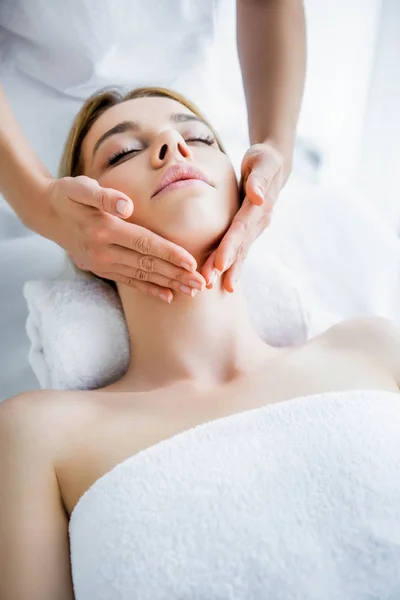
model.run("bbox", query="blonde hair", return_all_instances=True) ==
[59,86,225,289]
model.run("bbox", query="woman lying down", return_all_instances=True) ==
[1,87,400,600]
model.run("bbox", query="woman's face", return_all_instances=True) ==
[81,96,240,258]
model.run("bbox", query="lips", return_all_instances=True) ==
[152,163,212,197]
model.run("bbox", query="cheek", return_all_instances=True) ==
[98,162,142,197]
[214,162,240,216]
[97,161,150,224]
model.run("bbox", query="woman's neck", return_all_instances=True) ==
[115,278,277,392]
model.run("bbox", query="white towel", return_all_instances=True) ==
[23,243,322,390]
[69,389,400,600]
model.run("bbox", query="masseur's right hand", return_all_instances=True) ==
[44,175,206,303]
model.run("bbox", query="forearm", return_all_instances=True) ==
[0,84,53,234]
[237,0,306,182]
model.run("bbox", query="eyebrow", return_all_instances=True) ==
[92,112,209,161]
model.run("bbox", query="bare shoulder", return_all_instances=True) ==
[1,388,87,419]
[1,389,65,427]
[324,316,399,347]
[0,389,94,457]
[323,316,400,384]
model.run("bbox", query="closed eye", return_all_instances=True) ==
[185,135,215,146]
[108,148,140,166]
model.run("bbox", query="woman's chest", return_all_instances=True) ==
[58,344,395,519]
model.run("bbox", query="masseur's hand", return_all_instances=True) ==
[45,175,205,303]
[201,142,284,292]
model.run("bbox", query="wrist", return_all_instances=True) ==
[22,174,56,238]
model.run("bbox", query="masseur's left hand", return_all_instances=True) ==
[201,142,284,292]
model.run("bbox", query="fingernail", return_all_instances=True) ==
[116,199,129,216]
[181,262,194,272]
[188,280,204,291]
[256,186,264,199]
[209,269,221,287]
[159,292,172,303]
[180,284,195,297]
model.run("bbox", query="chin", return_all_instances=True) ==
[154,189,234,238]
[129,186,238,260]
[152,206,232,256]
[161,222,229,259]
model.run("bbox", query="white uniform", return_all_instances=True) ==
[0,0,247,185]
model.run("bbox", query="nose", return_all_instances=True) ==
[151,129,192,167]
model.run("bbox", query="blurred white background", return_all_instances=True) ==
[298,0,400,229]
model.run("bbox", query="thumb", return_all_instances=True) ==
[245,164,277,206]
[71,175,134,219]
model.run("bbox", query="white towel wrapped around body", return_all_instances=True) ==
[69,389,400,600]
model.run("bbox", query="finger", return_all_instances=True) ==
[245,166,277,206]
[213,198,257,273]
[68,175,134,218]
[109,246,206,289]
[199,251,217,287]
[100,271,174,304]
[240,143,283,207]
[222,259,244,293]
[241,175,264,206]
[109,220,198,272]
[108,262,203,297]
